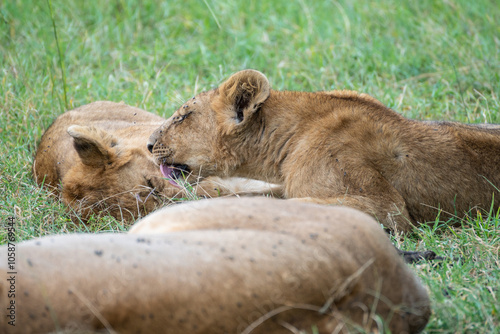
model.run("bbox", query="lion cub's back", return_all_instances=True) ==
[65,101,165,127]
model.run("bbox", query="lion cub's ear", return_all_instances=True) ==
[212,69,270,128]
[67,125,119,168]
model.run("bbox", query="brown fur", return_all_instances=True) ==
[33,101,279,222]
[0,197,430,333]
[148,70,500,232]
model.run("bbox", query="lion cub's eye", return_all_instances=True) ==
[173,111,192,124]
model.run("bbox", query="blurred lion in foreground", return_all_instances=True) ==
[1,197,431,333]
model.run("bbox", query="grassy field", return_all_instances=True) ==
[1,0,499,332]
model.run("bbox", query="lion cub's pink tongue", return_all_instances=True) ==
[160,164,181,188]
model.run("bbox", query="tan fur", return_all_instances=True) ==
[33,101,280,222]
[148,70,500,232]
[0,197,430,333]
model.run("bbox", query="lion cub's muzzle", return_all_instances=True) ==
[148,127,192,187]
[148,141,190,187]
[147,133,160,154]
[147,131,173,164]
[149,144,174,164]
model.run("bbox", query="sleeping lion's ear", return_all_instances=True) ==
[67,125,118,168]
[212,69,270,127]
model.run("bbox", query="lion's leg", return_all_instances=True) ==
[194,177,284,198]
[290,196,440,263]
[291,194,413,233]
[284,158,416,233]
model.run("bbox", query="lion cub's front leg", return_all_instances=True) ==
[291,194,412,233]
[289,195,437,263]
[285,162,413,232]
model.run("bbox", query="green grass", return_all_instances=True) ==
[1,0,499,332]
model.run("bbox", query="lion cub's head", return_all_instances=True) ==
[63,125,171,221]
[148,70,270,182]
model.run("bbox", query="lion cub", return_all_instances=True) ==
[148,70,500,231]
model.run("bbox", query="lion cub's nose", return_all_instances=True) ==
[147,140,155,153]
